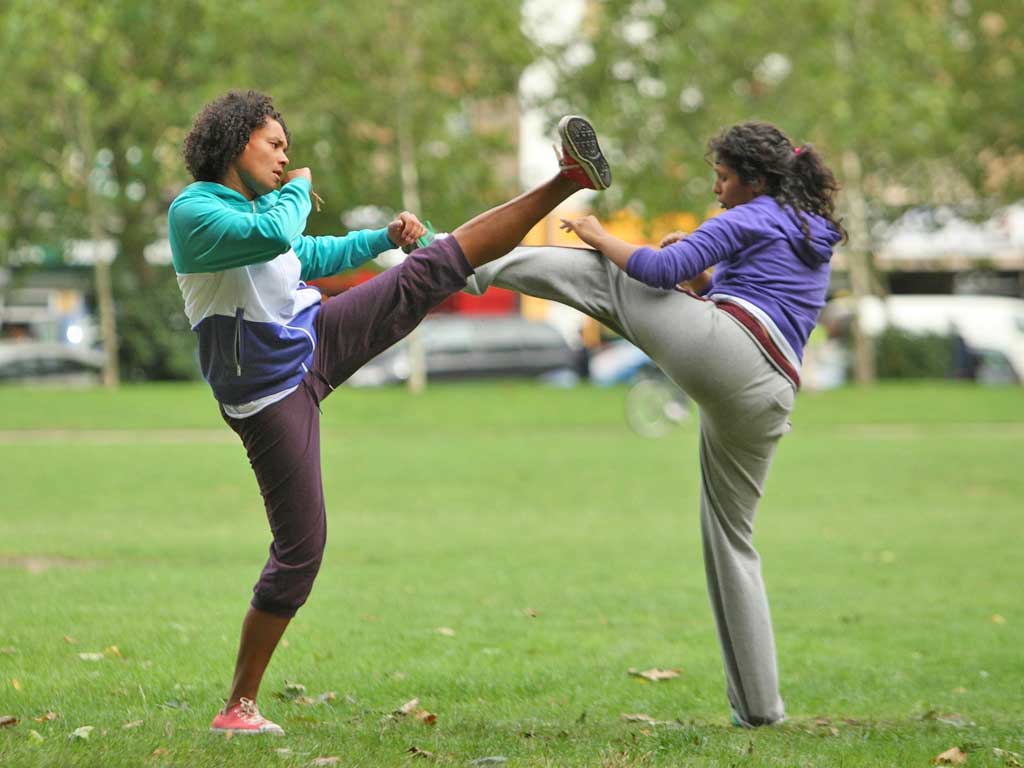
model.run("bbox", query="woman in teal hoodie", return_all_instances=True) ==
[170,90,611,734]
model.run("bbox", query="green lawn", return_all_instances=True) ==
[1,381,1022,767]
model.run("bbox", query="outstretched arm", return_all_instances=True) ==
[559,215,636,272]
[561,214,738,290]
[294,211,428,281]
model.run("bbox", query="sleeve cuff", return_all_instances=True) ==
[370,227,396,254]
[625,246,654,279]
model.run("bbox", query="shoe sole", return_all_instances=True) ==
[558,116,611,190]
[210,726,285,736]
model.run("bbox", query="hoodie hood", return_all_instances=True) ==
[771,197,842,268]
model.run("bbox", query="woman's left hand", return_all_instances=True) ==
[559,215,607,248]
[387,212,427,247]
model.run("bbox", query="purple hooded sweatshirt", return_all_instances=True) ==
[626,195,842,363]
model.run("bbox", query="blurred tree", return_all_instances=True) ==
[0,0,532,381]
[1,0,239,383]
[533,0,1023,382]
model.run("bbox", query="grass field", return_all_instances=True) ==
[0,381,1022,767]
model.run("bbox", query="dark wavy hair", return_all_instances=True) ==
[707,122,847,245]
[183,90,290,182]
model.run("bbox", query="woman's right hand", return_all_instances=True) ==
[283,167,312,185]
[559,215,607,248]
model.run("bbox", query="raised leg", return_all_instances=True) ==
[453,176,580,269]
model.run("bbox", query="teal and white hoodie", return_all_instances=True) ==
[169,178,394,415]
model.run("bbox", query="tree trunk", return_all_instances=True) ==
[78,98,120,388]
[841,151,877,385]
[394,1,427,395]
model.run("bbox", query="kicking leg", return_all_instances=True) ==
[453,115,611,269]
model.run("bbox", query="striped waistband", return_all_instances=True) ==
[714,300,801,390]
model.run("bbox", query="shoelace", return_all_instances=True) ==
[237,697,263,723]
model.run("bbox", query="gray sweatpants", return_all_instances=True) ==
[467,246,794,725]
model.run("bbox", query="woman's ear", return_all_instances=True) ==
[752,176,767,195]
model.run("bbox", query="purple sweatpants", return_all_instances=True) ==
[222,237,472,618]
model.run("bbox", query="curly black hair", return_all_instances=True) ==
[183,90,290,182]
[707,122,847,250]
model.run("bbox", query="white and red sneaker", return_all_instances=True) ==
[210,697,284,735]
[556,115,612,190]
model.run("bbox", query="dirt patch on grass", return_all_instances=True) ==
[0,429,234,445]
[0,555,102,574]
[833,423,1024,439]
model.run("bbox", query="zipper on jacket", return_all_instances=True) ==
[234,308,244,376]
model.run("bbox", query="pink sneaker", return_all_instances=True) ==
[556,115,612,190]
[210,697,284,735]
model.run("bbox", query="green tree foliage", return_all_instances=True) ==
[1,0,532,379]
[533,0,1023,220]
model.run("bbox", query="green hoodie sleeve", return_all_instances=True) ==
[293,228,395,281]
[169,179,312,274]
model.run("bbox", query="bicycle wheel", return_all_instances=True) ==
[624,377,689,438]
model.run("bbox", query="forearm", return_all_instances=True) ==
[590,232,639,273]
[296,228,393,281]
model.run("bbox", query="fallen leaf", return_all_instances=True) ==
[294,691,337,706]
[414,709,437,726]
[992,614,1007,625]
[934,746,967,764]
[524,608,538,618]
[63,636,78,645]
[69,725,94,741]
[994,748,1022,767]
[28,729,44,742]
[436,627,456,637]
[952,687,968,694]
[280,639,290,648]
[468,758,508,766]
[151,747,171,757]
[79,653,105,662]
[1,716,18,728]
[621,713,658,724]
[34,712,59,722]
[397,698,420,715]
[122,720,144,729]
[311,758,341,766]
[0,647,15,655]
[628,667,681,682]
[923,711,973,727]
[392,697,436,725]
[407,746,435,759]
[104,645,122,658]
[274,682,307,701]
[11,679,22,691]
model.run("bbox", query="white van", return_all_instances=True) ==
[824,294,1024,383]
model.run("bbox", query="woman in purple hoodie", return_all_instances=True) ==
[467,122,845,727]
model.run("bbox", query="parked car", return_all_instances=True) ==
[345,315,579,387]
[823,294,1024,384]
[0,341,105,385]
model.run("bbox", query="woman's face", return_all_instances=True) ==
[231,119,290,198]
[712,162,761,209]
